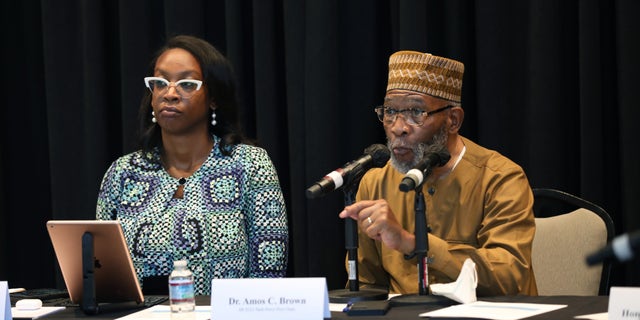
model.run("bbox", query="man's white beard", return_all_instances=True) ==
[388,126,449,174]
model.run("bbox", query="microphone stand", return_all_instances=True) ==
[329,185,389,303]
[388,184,455,307]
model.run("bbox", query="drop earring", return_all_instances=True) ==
[211,110,217,126]
[152,111,157,123]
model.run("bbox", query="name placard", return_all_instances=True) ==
[210,277,330,320]
[0,281,11,320]
[608,286,640,320]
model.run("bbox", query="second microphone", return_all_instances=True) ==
[399,148,451,192]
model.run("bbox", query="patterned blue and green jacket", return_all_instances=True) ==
[96,136,288,295]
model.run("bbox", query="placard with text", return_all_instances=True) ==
[210,277,330,320]
[0,281,10,320]
[608,286,640,320]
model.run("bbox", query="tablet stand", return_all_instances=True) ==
[328,188,388,303]
[388,186,454,307]
[81,232,99,314]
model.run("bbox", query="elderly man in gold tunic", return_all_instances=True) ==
[339,51,538,296]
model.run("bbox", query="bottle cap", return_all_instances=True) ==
[174,260,187,267]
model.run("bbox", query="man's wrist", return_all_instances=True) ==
[401,232,416,256]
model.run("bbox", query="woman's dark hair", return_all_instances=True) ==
[138,35,246,158]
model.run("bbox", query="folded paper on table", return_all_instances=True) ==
[430,258,477,304]
[10,306,65,319]
[420,301,567,320]
[116,305,211,320]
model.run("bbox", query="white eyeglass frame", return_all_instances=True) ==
[143,77,203,96]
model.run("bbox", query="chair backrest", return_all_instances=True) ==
[531,188,614,296]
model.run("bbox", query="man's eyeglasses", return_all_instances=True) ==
[144,77,203,98]
[374,105,453,126]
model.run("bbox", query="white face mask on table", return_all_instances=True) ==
[430,258,478,304]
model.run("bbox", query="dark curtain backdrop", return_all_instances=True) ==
[1,0,639,292]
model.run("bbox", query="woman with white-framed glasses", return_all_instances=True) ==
[96,35,288,296]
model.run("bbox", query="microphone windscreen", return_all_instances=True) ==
[436,150,451,166]
[365,144,391,168]
[420,143,450,168]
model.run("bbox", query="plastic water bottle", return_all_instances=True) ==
[168,259,195,312]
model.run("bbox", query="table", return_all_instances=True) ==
[25,295,609,319]
[331,295,608,319]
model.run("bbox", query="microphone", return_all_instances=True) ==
[586,230,640,265]
[306,144,390,199]
[399,148,451,192]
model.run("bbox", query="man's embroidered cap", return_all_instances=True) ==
[387,50,464,103]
